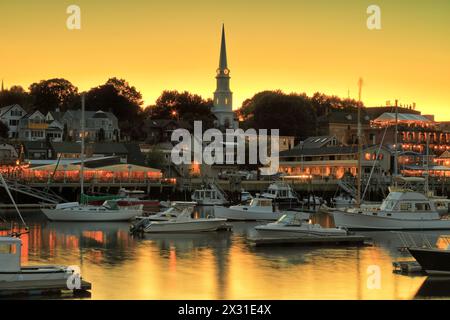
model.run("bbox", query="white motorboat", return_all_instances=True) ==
[214,197,310,221]
[42,201,142,222]
[260,181,300,205]
[191,183,229,206]
[332,194,356,209]
[142,209,229,233]
[255,213,348,238]
[332,189,450,230]
[0,237,74,283]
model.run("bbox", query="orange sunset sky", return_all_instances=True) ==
[0,0,449,118]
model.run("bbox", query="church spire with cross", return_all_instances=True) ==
[212,24,237,129]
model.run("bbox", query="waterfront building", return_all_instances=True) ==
[317,110,373,145]
[212,25,238,130]
[371,112,450,155]
[278,143,391,180]
[0,104,26,139]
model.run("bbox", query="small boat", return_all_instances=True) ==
[408,246,450,275]
[332,194,356,209]
[42,201,142,222]
[254,213,348,238]
[332,189,450,230]
[0,236,74,283]
[141,209,229,233]
[214,197,310,221]
[86,189,160,213]
[139,200,197,222]
[191,183,229,206]
[260,181,300,205]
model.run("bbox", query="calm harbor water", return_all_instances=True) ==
[2,206,450,300]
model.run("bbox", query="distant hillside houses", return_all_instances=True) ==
[0,104,120,142]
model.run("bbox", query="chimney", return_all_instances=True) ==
[395,99,398,107]
[413,102,416,110]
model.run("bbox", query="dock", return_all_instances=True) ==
[393,260,424,275]
[0,279,92,297]
[247,235,372,247]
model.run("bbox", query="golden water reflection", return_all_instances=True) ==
[3,210,443,300]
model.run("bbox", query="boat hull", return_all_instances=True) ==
[254,225,347,238]
[408,248,450,275]
[0,266,69,282]
[41,208,141,222]
[144,219,228,233]
[332,210,450,230]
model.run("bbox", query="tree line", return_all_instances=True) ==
[0,78,363,141]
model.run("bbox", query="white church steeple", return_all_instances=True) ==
[212,24,237,129]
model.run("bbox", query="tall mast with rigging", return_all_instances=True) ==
[356,78,363,207]
[80,94,85,200]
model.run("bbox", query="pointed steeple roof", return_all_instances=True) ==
[219,24,228,70]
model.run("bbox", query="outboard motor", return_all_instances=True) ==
[130,218,150,234]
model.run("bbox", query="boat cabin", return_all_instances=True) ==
[380,191,437,212]
[0,237,21,273]
[249,198,273,208]
[192,189,223,201]
[275,213,308,225]
[261,182,297,200]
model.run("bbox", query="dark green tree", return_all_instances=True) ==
[29,78,79,113]
[0,86,33,110]
[0,121,9,139]
[150,90,215,130]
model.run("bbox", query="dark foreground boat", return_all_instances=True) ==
[408,247,450,275]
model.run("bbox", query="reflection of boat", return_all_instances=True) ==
[214,198,310,221]
[408,246,450,275]
[142,209,229,233]
[42,201,142,222]
[191,183,228,206]
[333,190,450,230]
[255,213,347,238]
[414,276,450,298]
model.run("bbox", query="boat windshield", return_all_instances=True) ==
[251,199,272,207]
[276,214,304,226]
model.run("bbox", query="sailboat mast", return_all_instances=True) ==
[425,134,430,194]
[80,94,85,198]
[356,78,363,207]
[394,102,398,186]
